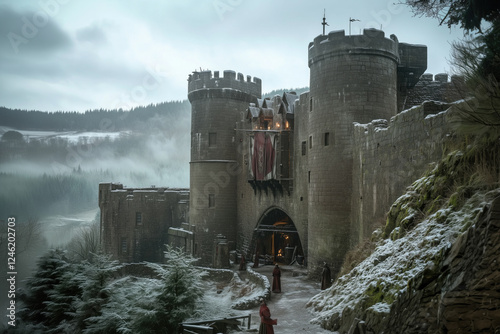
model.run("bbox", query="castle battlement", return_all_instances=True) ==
[420,72,465,85]
[308,28,399,67]
[187,70,262,99]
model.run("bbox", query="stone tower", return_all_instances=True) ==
[187,70,261,265]
[306,29,400,273]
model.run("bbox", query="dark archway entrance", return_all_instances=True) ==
[251,208,304,266]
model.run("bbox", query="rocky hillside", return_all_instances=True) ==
[307,137,500,333]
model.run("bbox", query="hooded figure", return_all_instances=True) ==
[259,299,277,334]
[321,262,332,290]
[272,264,281,293]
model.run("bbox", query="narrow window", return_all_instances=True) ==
[136,212,142,226]
[308,171,311,183]
[209,133,217,147]
[121,238,127,253]
[301,141,306,156]
[309,97,313,112]
[324,132,330,146]
[309,135,313,149]
[208,194,215,208]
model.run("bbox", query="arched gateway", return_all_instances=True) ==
[251,207,304,266]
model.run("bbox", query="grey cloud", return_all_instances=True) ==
[76,23,107,45]
[0,5,72,55]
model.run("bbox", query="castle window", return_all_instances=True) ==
[308,171,311,183]
[324,132,330,146]
[136,212,142,226]
[121,238,127,253]
[209,133,217,147]
[302,141,306,156]
[309,136,313,149]
[309,97,313,112]
[208,194,215,208]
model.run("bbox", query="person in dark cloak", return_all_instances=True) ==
[259,299,277,334]
[239,253,246,271]
[253,250,260,268]
[272,264,281,293]
[321,262,332,290]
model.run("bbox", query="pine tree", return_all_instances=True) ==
[132,246,206,334]
[17,249,71,330]
[74,253,118,331]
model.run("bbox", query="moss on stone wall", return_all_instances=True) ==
[383,137,500,241]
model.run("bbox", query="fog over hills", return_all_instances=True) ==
[0,100,191,222]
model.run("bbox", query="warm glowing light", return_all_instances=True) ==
[285,121,289,129]
[276,122,280,128]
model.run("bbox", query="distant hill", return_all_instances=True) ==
[262,87,309,99]
[0,100,190,132]
[0,88,309,132]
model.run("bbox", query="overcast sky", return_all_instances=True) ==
[0,0,465,112]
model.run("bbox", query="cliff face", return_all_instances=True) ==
[388,193,500,333]
[307,142,500,333]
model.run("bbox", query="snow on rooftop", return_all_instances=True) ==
[169,227,193,235]
[424,109,448,119]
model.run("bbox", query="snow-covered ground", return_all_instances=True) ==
[243,265,334,333]
[0,126,125,143]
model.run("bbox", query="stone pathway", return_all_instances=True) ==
[241,264,335,333]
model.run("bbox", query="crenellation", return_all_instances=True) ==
[403,72,467,110]
[435,72,449,83]
[187,69,262,99]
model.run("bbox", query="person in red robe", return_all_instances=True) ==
[272,264,281,293]
[259,299,277,334]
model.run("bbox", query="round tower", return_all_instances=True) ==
[306,29,399,275]
[188,70,261,266]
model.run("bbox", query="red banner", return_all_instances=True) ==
[251,132,275,181]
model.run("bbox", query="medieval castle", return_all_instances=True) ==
[99,28,464,277]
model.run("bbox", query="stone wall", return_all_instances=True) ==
[307,29,400,277]
[188,70,260,266]
[234,95,309,265]
[351,101,455,245]
[404,73,467,110]
[99,183,189,262]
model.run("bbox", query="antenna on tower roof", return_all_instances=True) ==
[322,9,329,35]
[349,17,360,36]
